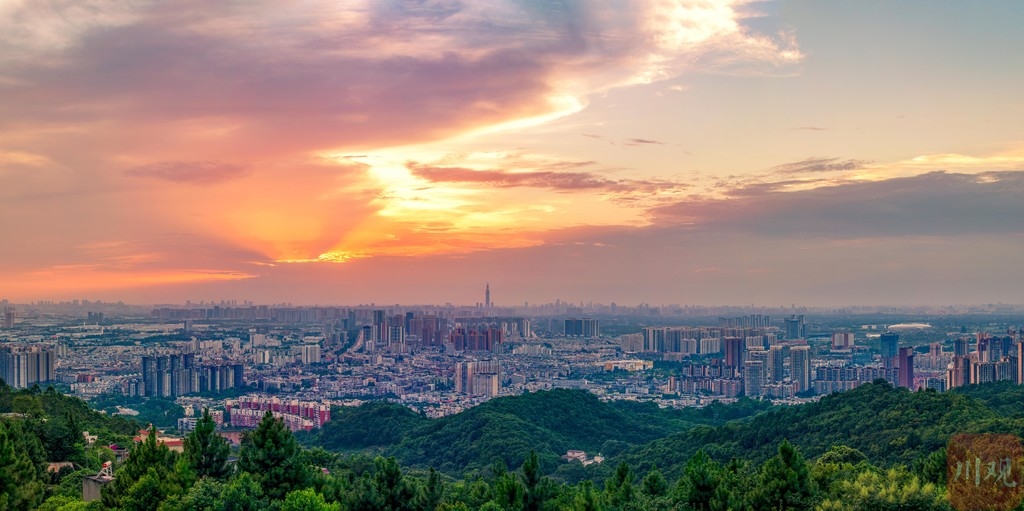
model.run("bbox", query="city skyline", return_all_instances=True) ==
[2,1,1023,306]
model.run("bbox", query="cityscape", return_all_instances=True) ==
[3,293,1024,433]
[1,0,1023,509]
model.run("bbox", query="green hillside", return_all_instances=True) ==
[300,401,431,452]
[612,380,1015,480]
[10,378,1024,510]
[305,389,771,477]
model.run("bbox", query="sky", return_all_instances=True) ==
[1,0,1023,307]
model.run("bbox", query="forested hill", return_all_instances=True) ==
[303,389,771,476]
[612,380,1018,480]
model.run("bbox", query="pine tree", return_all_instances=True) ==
[102,425,177,509]
[520,450,551,511]
[417,467,444,511]
[751,439,815,511]
[572,481,603,511]
[237,411,311,500]
[184,409,231,480]
[373,456,417,511]
[641,465,668,498]
[0,423,45,511]
[220,472,268,511]
[120,467,167,511]
[676,450,719,511]
[604,462,634,509]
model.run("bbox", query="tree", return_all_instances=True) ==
[281,488,341,511]
[675,450,719,511]
[0,423,46,510]
[184,409,231,480]
[572,481,604,511]
[220,472,268,511]
[102,425,177,509]
[368,456,417,511]
[520,451,551,511]
[167,476,224,511]
[816,468,949,511]
[237,411,311,500]
[416,468,444,511]
[751,440,815,511]
[492,471,524,511]
[641,465,668,498]
[604,462,634,509]
[120,467,167,511]
[710,458,753,511]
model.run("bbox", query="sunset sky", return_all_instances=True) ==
[2,0,1023,306]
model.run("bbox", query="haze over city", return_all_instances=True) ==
[2,1,1023,306]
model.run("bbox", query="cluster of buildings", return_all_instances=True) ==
[946,334,1023,387]
[5,293,1024,436]
[0,345,56,388]
[122,353,245,398]
[225,395,331,432]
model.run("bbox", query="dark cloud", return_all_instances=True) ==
[127,161,250,184]
[652,171,1024,238]
[407,162,685,195]
[771,157,870,174]
[625,138,666,146]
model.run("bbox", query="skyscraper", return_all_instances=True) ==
[783,315,805,340]
[768,345,786,384]
[1017,341,1024,385]
[831,332,854,349]
[372,310,387,342]
[897,347,915,389]
[485,283,491,309]
[0,347,55,388]
[948,355,971,389]
[880,332,899,368]
[1,307,13,329]
[744,360,765,398]
[723,337,745,376]
[790,346,811,393]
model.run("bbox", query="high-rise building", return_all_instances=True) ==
[723,337,745,376]
[880,332,899,368]
[947,355,971,389]
[768,345,786,384]
[455,359,500,397]
[831,332,854,349]
[790,346,811,393]
[953,338,969,357]
[643,328,666,352]
[485,284,491,309]
[372,310,388,342]
[897,347,915,389]
[0,347,55,388]
[449,327,504,352]
[141,353,243,397]
[1017,341,1024,385]
[783,315,805,340]
[744,360,765,398]
[564,319,599,338]
[2,306,14,329]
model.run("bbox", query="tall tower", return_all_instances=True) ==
[485,283,491,309]
[790,346,811,393]
[880,332,899,368]
[897,347,915,389]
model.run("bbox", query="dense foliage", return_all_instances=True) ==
[11,379,1024,510]
[304,389,771,478]
[612,380,1003,479]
